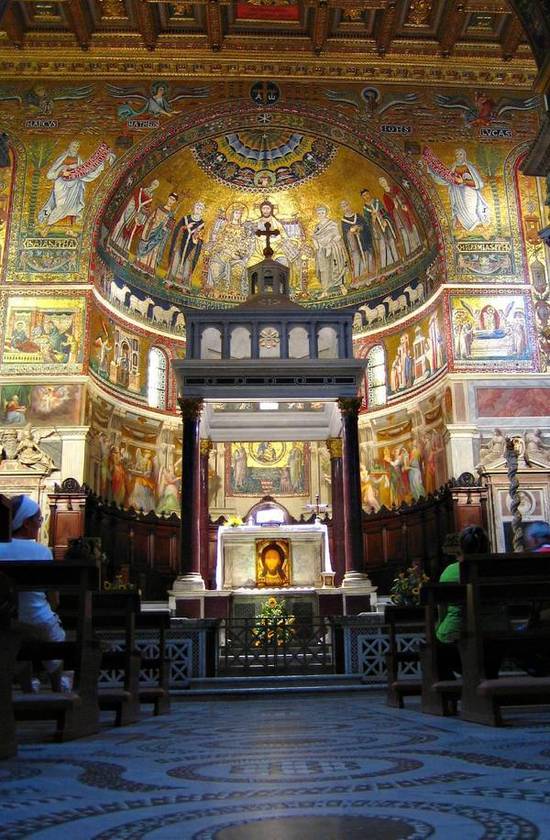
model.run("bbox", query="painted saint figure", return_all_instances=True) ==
[378,176,421,256]
[232,444,248,490]
[424,147,490,232]
[361,188,399,270]
[288,443,304,493]
[166,201,206,291]
[251,200,304,291]
[110,180,159,255]
[135,193,178,275]
[38,141,115,228]
[205,204,254,295]
[340,199,374,281]
[312,205,348,294]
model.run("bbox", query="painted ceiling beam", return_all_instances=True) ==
[437,0,467,57]
[500,14,524,62]
[205,0,223,52]
[374,0,403,57]
[311,0,330,55]
[133,0,159,51]
[64,0,93,50]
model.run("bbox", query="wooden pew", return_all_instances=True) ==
[0,572,20,758]
[0,560,101,743]
[384,605,424,708]
[90,592,142,726]
[136,610,171,716]
[459,553,550,726]
[420,582,464,716]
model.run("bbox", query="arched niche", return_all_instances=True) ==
[230,325,251,359]
[147,346,168,409]
[245,496,292,525]
[200,326,222,359]
[288,326,310,359]
[366,344,387,408]
[317,326,338,359]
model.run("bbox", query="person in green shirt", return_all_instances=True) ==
[436,525,490,678]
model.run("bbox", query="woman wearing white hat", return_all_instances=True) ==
[0,495,69,691]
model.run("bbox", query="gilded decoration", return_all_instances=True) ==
[255,539,291,588]
[96,103,437,311]
[227,441,309,497]
[326,437,343,459]
[199,438,213,456]
[178,397,204,420]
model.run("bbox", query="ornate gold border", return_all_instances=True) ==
[0,51,537,89]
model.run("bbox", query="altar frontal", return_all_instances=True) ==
[216,524,332,591]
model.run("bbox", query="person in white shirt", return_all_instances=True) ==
[0,495,68,691]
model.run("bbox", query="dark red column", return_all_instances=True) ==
[326,437,345,585]
[338,397,369,585]
[178,397,204,587]
[199,437,212,587]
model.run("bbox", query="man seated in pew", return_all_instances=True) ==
[0,495,71,692]
[524,521,550,553]
[513,521,550,677]
[436,525,508,679]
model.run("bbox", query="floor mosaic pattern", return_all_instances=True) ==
[1,693,550,839]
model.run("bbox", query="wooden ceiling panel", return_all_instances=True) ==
[0,0,538,77]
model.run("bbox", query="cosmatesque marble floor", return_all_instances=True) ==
[2,692,550,839]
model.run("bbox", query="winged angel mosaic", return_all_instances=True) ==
[107,81,210,119]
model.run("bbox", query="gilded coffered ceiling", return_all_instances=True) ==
[0,0,541,87]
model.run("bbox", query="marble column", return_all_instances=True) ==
[175,397,205,590]
[326,437,345,585]
[199,438,213,587]
[338,397,370,588]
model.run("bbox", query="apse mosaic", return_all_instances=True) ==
[100,132,430,309]
[227,441,309,497]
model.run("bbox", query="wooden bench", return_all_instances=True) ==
[135,609,171,716]
[61,592,172,722]
[420,582,464,716]
[384,605,424,708]
[0,560,101,744]
[0,571,20,759]
[459,553,550,726]
[89,592,142,727]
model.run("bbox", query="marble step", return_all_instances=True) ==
[175,675,379,697]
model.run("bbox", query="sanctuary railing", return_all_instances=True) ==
[218,617,334,675]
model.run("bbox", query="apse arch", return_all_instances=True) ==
[87,99,449,324]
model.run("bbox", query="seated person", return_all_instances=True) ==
[0,495,69,692]
[524,521,550,553]
[514,520,550,676]
[436,524,507,679]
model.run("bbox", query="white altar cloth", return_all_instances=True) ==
[215,523,333,591]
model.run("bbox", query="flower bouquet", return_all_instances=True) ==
[389,562,429,607]
[251,596,295,647]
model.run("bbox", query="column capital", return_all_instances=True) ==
[326,437,343,459]
[178,397,204,421]
[199,438,213,456]
[337,397,361,418]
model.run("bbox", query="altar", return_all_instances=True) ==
[216,523,333,591]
